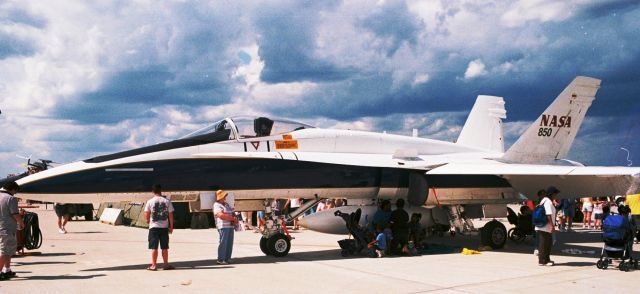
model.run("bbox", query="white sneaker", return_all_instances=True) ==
[545,261,555,266]
[58,228,66,234]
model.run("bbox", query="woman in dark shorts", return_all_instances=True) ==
[54,203,70,234]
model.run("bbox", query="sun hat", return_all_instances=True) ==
[216,189,228,201]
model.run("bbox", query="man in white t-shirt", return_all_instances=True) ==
[144,184,174,271]
[535,186,558,266]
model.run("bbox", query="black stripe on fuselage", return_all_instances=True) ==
[19,158,512,194]
[83,130,232,163]
[20,158,406,194]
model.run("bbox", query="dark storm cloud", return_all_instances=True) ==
[1,6,46,28]
[0,32,36,59]
[359,0,423,57]
[48,1,245,124]
[271,2,640,125]
[564,115,640,166]
[254,2,353,83]
[580,0,640,18]
[0,5,43,58]
[53,99,155,125]
[52,64,232,124]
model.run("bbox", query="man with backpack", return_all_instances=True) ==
[534,186,559,266]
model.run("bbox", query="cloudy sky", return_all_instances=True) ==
[1,0,639,176]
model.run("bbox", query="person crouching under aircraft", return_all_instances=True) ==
[214,190,237,265]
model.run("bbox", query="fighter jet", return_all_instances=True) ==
[15,76,640,256]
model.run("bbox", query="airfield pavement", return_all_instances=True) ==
[2,206,638,294]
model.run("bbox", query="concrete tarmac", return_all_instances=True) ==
[2,207,638,293]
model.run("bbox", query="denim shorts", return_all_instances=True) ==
[0,234,17,256]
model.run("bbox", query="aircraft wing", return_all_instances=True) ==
[427,163,640,198]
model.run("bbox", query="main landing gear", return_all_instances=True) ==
[445,205,507,250]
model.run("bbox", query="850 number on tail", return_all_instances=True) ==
[538,128,553,137]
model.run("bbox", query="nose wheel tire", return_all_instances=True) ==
[267,233,291,257]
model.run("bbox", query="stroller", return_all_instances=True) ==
[595,214,639,271]
[335,208,371,256]
[507,206,534,243]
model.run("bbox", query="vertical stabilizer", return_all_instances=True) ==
[457,95,507,152]
[502,76,601,163]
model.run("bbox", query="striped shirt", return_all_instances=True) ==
[213,201,234,229]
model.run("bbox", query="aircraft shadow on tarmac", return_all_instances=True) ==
[14,274,106,281]
[78,230,637,272]
[14,252,77,258]
[80,250,354,272]
[15,261,76,266]
[413,228,637,264]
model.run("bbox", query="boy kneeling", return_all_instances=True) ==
[368,224,387,258]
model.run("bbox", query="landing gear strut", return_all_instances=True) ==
[258,197,322,257]
[258,199,291,257]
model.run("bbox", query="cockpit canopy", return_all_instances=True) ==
[85,116,314,163]
[181,116,314,140]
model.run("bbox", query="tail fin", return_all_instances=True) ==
[457,95,507,152]
[502,76,601,164]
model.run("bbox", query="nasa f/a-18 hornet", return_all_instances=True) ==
[16,76,640,256]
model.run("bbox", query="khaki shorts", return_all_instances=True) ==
[0,234,17,256]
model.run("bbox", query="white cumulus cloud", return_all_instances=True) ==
[464,59,487,80]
